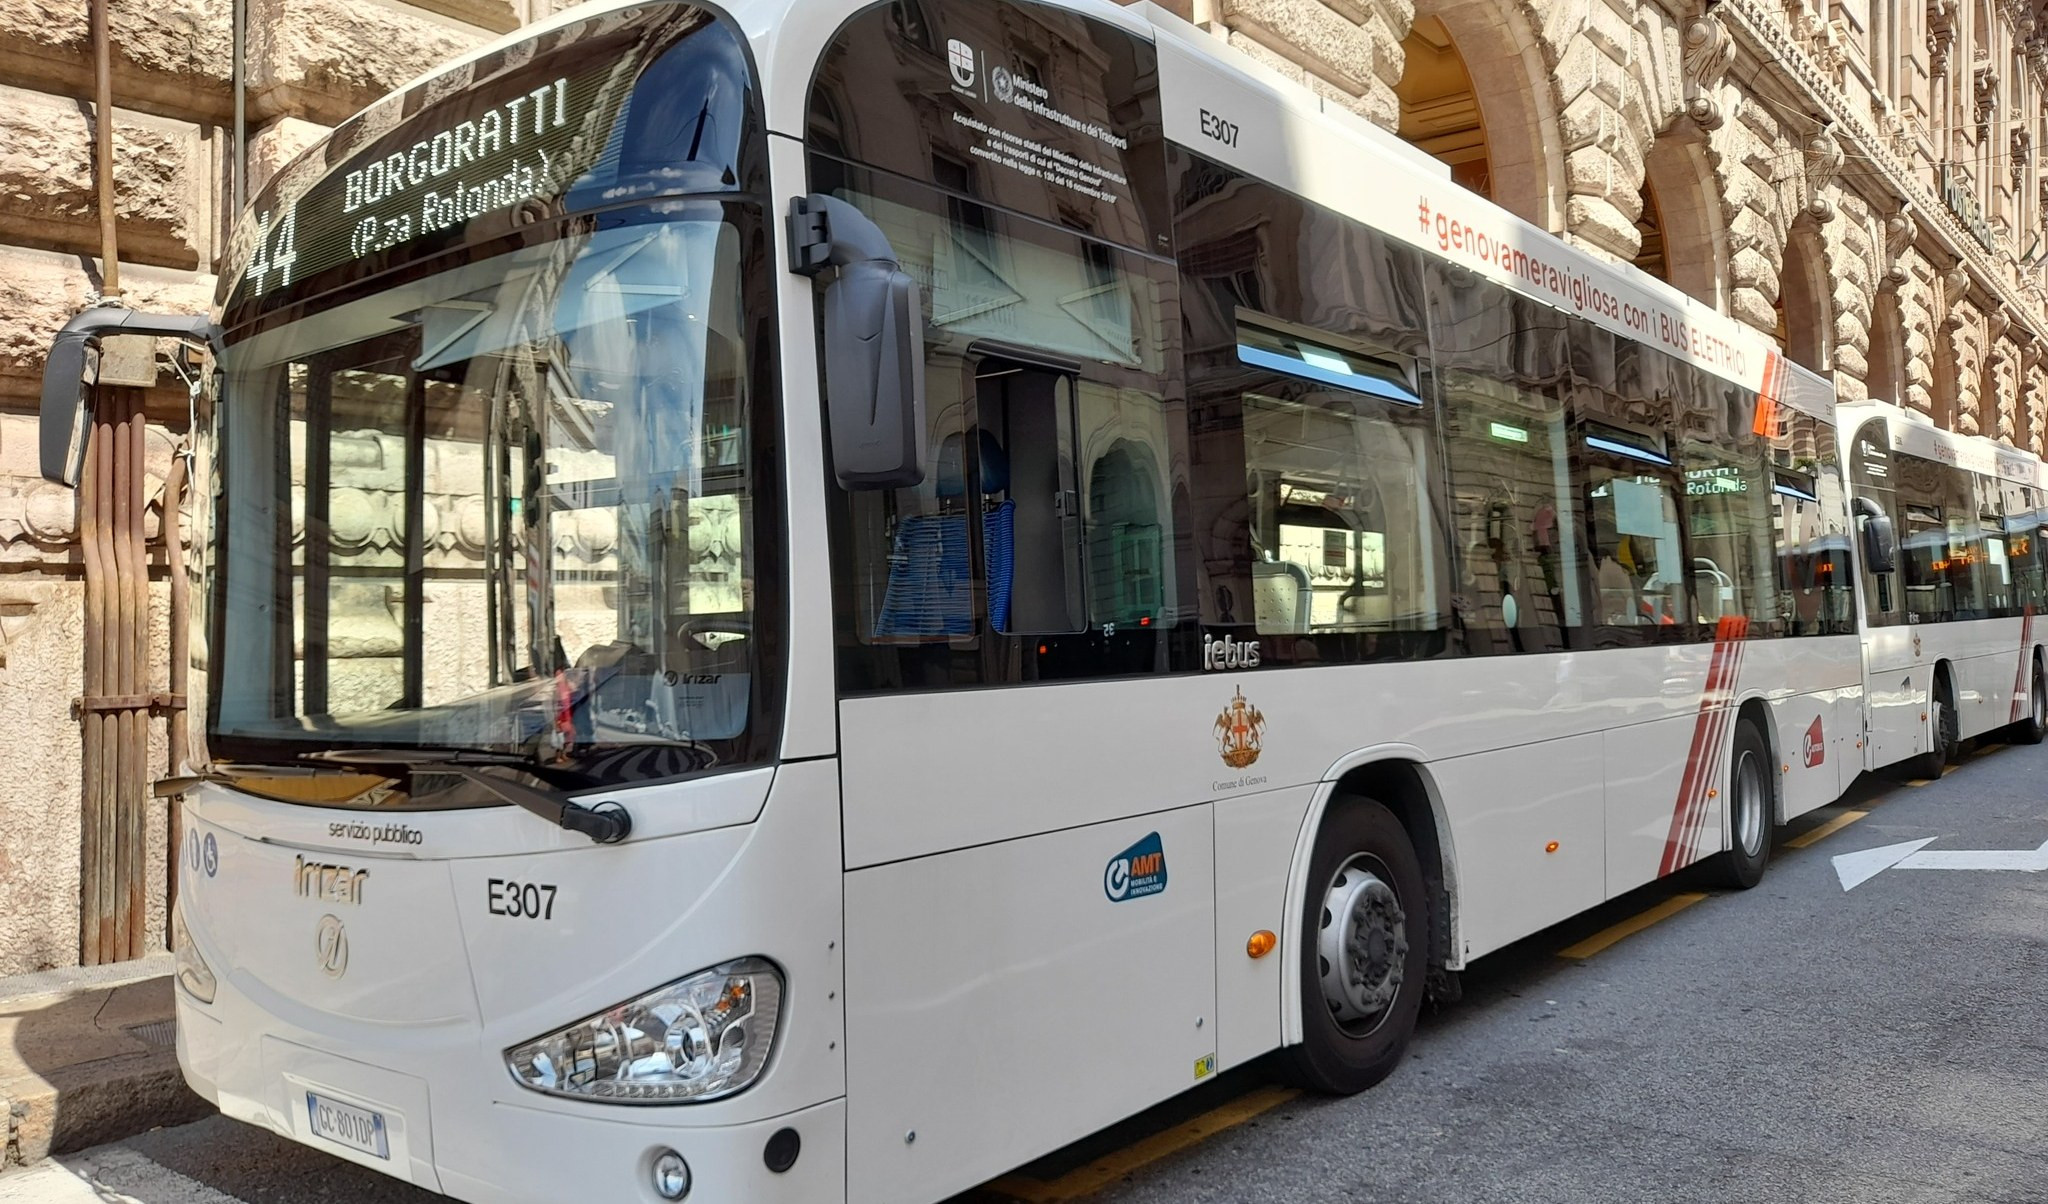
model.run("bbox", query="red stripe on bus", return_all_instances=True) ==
[1688,618,1748,861]
[2011,604,2034,723]
[1662,617,1733,873]
[1662,615,1748,874]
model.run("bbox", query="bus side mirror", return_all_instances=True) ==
[789,194,926,490]
[39,306,217,486]
[1853,497,1897,574]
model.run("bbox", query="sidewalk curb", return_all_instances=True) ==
[0,957,208,1170]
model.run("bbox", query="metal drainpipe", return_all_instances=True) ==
[91,0,120,300]
[232,0,245,216]
[79,386,109,963]
[164,449,190,928]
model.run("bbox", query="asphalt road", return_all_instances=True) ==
[7,740,2048,1204]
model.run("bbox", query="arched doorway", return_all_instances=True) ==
[1632,176,1667,281]
[1396,1,1562,231]
[1775,225,1831,372]
[1866,290,1907,405]
[1637,131,1727,311]
[1394,16,1491,198]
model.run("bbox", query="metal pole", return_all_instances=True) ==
[232,0,245,216]
[90,0,120,300]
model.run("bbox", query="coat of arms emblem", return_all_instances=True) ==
[1214,688,1266,769]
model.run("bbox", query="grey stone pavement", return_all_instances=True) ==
[5,739,2048,1204]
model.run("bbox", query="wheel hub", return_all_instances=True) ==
[1317,859,1407,1026]
[1734,750,1764,857]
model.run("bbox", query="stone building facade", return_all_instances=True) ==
[0,0,2043,972]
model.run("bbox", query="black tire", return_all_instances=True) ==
[2012,658,2046,746]
[1281,799,1430,1095]
[1701,720,1773,890]
[1902,671,1958,780]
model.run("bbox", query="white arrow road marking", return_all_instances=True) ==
[1833,838,1935,890]
[1833,837,2048,890]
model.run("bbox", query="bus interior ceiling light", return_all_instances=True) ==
[1584,433,1673,467]
[505,958,783,1102]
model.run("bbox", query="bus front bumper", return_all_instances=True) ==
[178,978,846,1204]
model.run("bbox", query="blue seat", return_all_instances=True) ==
[874,431,1015,637]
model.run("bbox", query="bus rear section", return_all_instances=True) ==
[1841,400,2048,771]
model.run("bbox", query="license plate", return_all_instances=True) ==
[305,1091,390,1159]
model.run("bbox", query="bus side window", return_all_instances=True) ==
[1568,323,1687,639]
[1676,369,1776,631]
[1770,413,1854,636]
[1425,265,1580,654]
[1848,418,1903,626]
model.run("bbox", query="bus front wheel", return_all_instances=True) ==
[1701,720,1772,890]
[1283,799,1429,1095]
[1903,672,1958,780]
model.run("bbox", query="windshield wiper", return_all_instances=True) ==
[301,749,633,845]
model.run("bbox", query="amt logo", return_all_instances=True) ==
[1104,832,1168,902]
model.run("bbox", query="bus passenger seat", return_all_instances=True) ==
[873,430,1016,638]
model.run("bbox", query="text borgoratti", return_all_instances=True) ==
[341,79,569,215]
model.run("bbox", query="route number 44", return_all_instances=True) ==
[245,206,299,296]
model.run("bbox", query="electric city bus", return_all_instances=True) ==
[34,0,2034,1198]
[1841,399,2048,777]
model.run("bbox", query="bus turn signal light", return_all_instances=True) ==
[1246,930,1276,959]
[1545,841,1560,854]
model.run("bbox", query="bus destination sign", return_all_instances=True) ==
[235,66,625,307]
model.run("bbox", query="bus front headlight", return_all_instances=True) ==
[504,957,782,1103]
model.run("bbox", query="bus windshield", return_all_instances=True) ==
[206,206,773,778]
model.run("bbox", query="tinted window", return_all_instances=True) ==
[1848,417,1904,626]
[806,0,1169,253]
[1676,362,1777,629]
[1568,323,1690,639]
[1771,412,1854,635]
[1428,264,1582,653]
[821,162,1189,692]
[1176,162,1448,667]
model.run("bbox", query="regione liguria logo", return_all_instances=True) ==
[947,38,976,89]
[1803,715,1825,768]
[1105,832,1168,902]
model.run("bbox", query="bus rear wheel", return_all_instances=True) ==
[2013,659,2046,746]
[1701,720,1772,890]
[1283,799,1429,1095]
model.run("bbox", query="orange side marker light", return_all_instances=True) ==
[1246,930,1277,959]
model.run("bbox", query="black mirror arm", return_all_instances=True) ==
[40,305,219,485]
[787,193,901,276]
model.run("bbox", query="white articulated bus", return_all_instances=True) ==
[29,0,2042,1199]
[1840,399,2048,776]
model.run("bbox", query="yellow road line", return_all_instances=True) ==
[1942,762,1961,776]
[982,1085,1300,1203]
[1783,809,1866,849]
[1904,778,1936,787]
[1556,892,1708,960]
[1974,742,2006,757]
